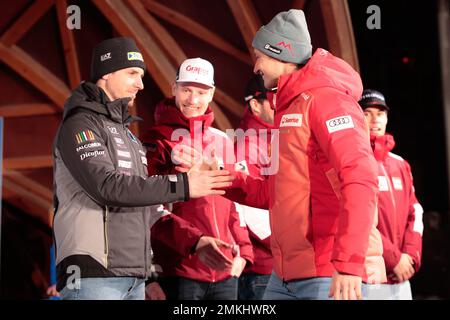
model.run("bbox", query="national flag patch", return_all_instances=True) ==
[75,130,95,144]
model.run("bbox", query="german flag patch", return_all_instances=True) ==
[75,130,95,144]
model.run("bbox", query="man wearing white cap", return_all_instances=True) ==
[222,10,386,300]
[141,58,253,300]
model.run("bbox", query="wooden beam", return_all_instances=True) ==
[93,0,177,97]
[127,0,185,66]
[210,101,233,130]
[3,170,53,202]
[319,0,360,72]
[0,0,55,46]
[0,43,70,108]
[226,0,261,61]
[128,0,244,124]
[56,0,81,89]
[214,88,243,119]
[142,0,252,66]
[2,173,53,227]
[3,155,53,170]
[0,103,60,118]
[3,169,53,226]
[292,0,308,10]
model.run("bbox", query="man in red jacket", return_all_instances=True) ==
[142,58,253,300]
[221,9,386,300]
[359,89,424,299]
[235,75,275,299]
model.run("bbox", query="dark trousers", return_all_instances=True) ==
[238,272,271,300]
[159,276,238,300]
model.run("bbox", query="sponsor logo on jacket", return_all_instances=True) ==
[392,177,403,190]
[80,150,105,160]
[326,115,354,133]
[75,130,95,144]
[280,114,302,127]
[76,142,101,152]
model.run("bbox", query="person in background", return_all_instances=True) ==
[142,58,253,300]
[235,74,274,300]
[359,89,424,299]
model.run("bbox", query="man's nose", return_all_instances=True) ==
[188,94,199,104]
[136,77,144,90]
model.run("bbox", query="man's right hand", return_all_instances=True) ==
[328,271,363,300]
[391,253,415,282]
[187,169,233,198]
[195,236,233,270]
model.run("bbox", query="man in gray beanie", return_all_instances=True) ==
[223,10,385,300]
[52,37,234,299]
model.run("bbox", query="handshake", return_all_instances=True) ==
[172,145,234,199]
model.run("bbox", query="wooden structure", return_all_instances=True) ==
[0,0,359,226]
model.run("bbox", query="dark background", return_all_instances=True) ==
[348,0,449,298]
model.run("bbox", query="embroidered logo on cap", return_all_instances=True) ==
[264,44,282,55]
[127,52,143,61]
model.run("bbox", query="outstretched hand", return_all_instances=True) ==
[195,236,233,270]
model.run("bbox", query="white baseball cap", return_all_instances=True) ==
[176,58,215,88]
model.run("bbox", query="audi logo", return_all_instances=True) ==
[328,117,350,127]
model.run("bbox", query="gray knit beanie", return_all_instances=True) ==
[252,9,312,64]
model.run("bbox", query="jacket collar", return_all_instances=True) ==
[63,81,138,125]
[371,133,396,161]
[274,48,363,113]
[154,98,214,131]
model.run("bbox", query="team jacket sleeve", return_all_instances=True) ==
[223,171,270,210]
[401,161,424,271]
[143,133,174,176]
[57,113,189,207]
[308,92,379,277]
[228,201,254,264]
[380,232,402,272]
[151,214,204,257]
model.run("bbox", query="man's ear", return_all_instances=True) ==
[101,73,110,81]
[207,87,215,103]
[171,82,177,97]
[249,99,262,116]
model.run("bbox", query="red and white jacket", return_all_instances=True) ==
[225,49,387,284]
[234,109,274,275]
[371,133,423,282]
[141,99,253,283]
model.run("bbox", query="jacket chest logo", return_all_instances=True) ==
[378,176,389,191]
[280,114,303,127]
[107,126,119,135]
[392,177,403,190]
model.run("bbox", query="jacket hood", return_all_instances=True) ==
[371,133,396,161]
[275,48,363,112]
[63,81,136,124]
[238,108,275,132]
[154,98,214,131]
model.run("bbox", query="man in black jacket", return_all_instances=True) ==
[53,37,233,300]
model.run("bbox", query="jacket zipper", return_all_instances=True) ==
[211,198,220,282]
[380,163,398,243]
[104,205,109,268]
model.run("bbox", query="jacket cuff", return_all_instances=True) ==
[181,172,190,201]
[383,248,402,272]
[238,246,254,265]
[332,260,364,277]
